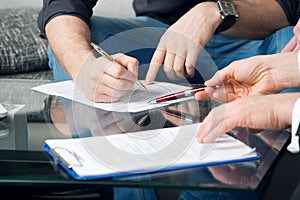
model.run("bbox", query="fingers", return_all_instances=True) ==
[194,86,227,102]
[146,43,198,83]
[173,53,186,77]
[204,71,224,87]
[292,20,300,52]
[78,54,139,103]
[205,59,245,88]
[204,60,253,101]
[115,53,139,79]
[164,52,196,81]
[194,87,211,100]
[204,63,236,87]
[281,36,297,53]
[282,18,300,52]
[98,72,133,91]
[212,83,248,102]
[197,95,269,143]
[295,43,300,52]
[194,85,240,103]
[146,48,166,84]
[147,49,195,83]
[196,102,239,143]
[108,54,138,82]
[197,107,218,143]
[194,91,210,100]
[86,81,131,103]
[185,48,199,78]
[172,49,198,79]
[147,49,190,83]
[163,51,179,80]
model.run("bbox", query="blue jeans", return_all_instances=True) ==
[48,16,294,83]
[47,16,294,200]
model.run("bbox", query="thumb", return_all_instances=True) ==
[205,72,223,86]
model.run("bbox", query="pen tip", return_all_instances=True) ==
[148,99,156,104]
[142,85,148,91]
[137,81,148,91]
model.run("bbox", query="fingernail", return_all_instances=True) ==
[197,137,203,143]
[204,87,210,93]
[203,135,213,143]
[145,77,151,84]
[212,92,218,99]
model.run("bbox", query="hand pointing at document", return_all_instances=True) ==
[145,2,221,84]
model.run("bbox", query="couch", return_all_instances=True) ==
[0,0,135,122]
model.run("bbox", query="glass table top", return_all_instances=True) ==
[0,78,291,196]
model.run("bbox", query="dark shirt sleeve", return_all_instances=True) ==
[276,0,300,25]
[133,0,204,25]
[38,0,98,39]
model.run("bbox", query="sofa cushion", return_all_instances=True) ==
[0,8,49,74]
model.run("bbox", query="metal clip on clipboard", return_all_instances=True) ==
[50,147,83,169]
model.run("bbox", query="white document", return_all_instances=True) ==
[32,80,194,113]
[44,123,260,180]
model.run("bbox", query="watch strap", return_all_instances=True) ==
[215,0,238,33]
[215,15,237,33]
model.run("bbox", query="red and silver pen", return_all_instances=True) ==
[149,86,207,104]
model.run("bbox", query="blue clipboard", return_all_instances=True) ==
[43,143,261,181]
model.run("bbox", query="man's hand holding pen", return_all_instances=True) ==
[91,43,147,91]
[75,44,140,103]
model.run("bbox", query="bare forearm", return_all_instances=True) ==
[265,52,300,90]
[224,0,289,39]
[45,15,92,79]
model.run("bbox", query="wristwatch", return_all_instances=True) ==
[215,0,239,33]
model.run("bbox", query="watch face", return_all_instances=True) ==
[217,0,239,17]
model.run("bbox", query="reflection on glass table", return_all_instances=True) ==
[0,104,28,150]
[48,96,289,187]
[0,92,291,200]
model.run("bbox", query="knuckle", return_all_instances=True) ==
[114,67,125,77]
[163,65,172,72]
[132,59,139,66]
[174,67,182,73]
[185,64,194,70]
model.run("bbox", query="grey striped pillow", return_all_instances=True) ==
[0,8,49,74]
